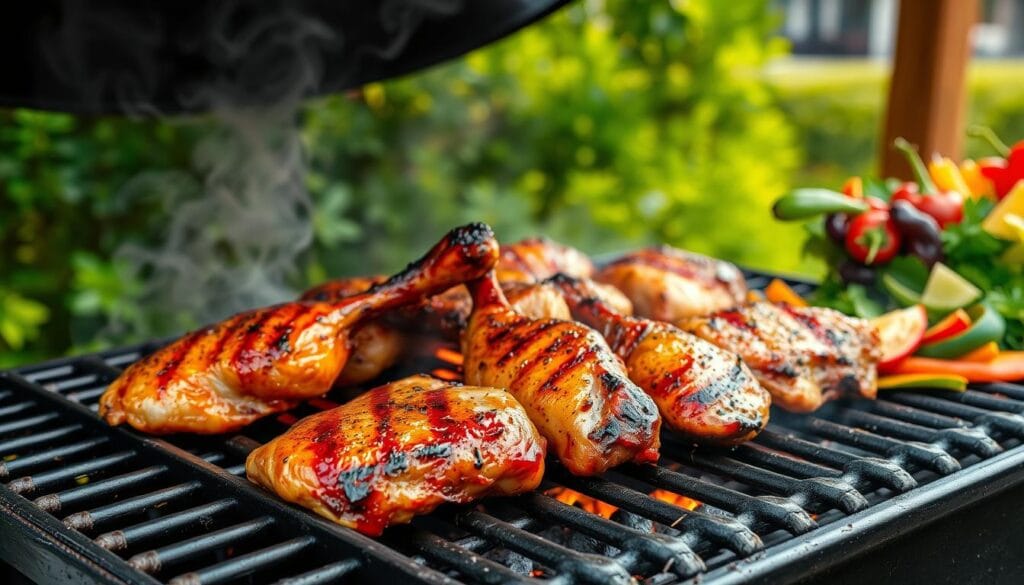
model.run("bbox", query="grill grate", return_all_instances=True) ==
[2,271,1024,584]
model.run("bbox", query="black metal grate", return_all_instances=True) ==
[2,271,1024,585]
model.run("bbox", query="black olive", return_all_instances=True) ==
[825,213,849,244]
[838,259,876,285]
[890,201,944,267]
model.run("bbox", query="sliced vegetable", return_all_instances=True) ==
[961,341,1000,363]
[916,304,1006,359]
[981,181,1024,240]
[877,373,968,392]
[765,279,808,307]
[922,309,971,345]
[881,271,923,307]
[773,189,870,220]
[919,263,982,312]
[883,352,1024,383]
[872,305,928,370]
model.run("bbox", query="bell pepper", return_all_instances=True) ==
[916,304,1006,359]
[969,127,1023,199]
[959,159,995,199]
[877,373,968,392]
[892,138,965,227]
[929,155,972,199]
[845,209,901,265]
[841,176,863,198]
[883,352,1024,383]
[765,278,808,307]
[961,341,1000,363]
[921,308,971,345]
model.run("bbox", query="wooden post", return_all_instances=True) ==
[881,0,978,179]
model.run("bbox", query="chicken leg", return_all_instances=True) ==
[100,223,500,434]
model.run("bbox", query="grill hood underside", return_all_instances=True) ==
[2,0,570,115]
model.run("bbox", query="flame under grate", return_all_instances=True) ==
[1,271,1023,585]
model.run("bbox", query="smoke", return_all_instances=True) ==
[38,0,465,341]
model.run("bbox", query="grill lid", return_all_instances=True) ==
[1,0,569,114]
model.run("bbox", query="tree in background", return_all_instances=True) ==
[0,0,801,365]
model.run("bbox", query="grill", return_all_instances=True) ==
[2,270,1024,585]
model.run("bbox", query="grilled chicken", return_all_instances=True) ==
[462,272,661,476]
[246,375,546,536]
[549,275,770,444]
[678,303,880,412]
[299,276,404,386]
[597,246,747,321]
[99,223,500,434]
[496,237,595,283]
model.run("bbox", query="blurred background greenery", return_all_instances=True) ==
[2,0,1023,367]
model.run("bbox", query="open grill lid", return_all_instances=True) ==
[2,0,570,114]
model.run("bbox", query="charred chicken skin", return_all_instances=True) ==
[597,245,747,321]
[99,223,500,434]
[678,303,880,412]
[548,275,770,444]
[246,375,546,536]
[462,272,661,476]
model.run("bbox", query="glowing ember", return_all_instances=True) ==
[648,489,701,511]
[434,346,465,366]
[545,487,619,519]
[431,368,462,381]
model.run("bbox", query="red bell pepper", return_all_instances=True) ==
[921,309,971,345]
[892,138,964,227]
[883,352,1024,383]
[845,209,901,265]
[970,126,1023,199]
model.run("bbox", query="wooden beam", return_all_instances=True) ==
[881,0,978,179]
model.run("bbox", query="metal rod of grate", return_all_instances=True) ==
[1,272,1023,585]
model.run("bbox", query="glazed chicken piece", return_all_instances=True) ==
[299,275,404,386]
[99,223,500,434]
[548,275,770,444]
[462,272,661,476]
[300,237,621,341]
[496,236,595,283]
[597,246,748,321]
[246,375,546,536]
[678,303,880,412]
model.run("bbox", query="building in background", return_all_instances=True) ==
[775,0,1024,57]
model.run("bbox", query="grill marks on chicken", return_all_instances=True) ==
[99,223,501,434]
[679,303,880,412]
[549,275,770,445]
[463,273,661,476]
[597,245,747,321]
[246,375,546,536]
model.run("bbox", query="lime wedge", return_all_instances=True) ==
[881,272,923,307]
[920,263,982,312]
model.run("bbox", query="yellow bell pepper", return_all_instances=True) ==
[929,155,972,198]
[959,159,995,199]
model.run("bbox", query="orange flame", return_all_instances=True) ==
[431,368,462,381]
[545,487,619,519]
[648,489,701,511]
[434,347,465,366]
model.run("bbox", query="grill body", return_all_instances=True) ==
[1,270,1023,585]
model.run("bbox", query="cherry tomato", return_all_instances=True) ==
[845,210,902,265]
